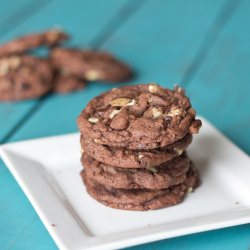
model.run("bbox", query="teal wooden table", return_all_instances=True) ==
[0,0,249,249]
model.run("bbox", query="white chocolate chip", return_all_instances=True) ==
[174,84,182,92]
[177,86,182,92]
[148,83,165,94]
[187,187,193,193]
[138,154,144,159]
[174,147,184,155]
[148,84,159,93]
[151,107,162,118]
[9,56,21,69]
[85,70,100,81]
[107,166,117,174]
[110,98,133,107]
[167,107,182,117]
[88,117,99,123]
[80,147,84,154]
[0,62,9,76]
[0,56,21,75]
[109,109,121,119]
[148,167,158,173]
[126,99,136,106]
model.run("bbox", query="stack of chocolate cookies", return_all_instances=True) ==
[77,83,202,211]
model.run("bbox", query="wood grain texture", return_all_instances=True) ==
[0,0,250,249]
[127,224,250,250]
[7,0,226,142]
[0,0,135,142]
[0,0,36,24]
[186,0,250,154]
[0,159,56,250]
[0,1,138,249]
[0,0,52,142]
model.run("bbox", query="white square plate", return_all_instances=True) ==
[1,117,250,250]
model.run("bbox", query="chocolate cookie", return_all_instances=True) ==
[52,71,86,93]
[0,29,69,57]
[0,55,53,101]
[81,166,199,211]
[50,48,132,82]
[82,153,191,189]
[80,133,192,168]
[77,84,202,150]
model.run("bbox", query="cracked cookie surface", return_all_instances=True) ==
[78,83,202,149]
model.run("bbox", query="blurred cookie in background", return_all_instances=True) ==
[50,48,133,83]
[0,29,69,57]
[0,55,53,101]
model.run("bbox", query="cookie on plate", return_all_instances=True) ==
[0,55,53,101]
[0,29,69,57]
[82,153,191,190]
[81,166,199,211]
[80,133,192,168]
[50,48,133,82]
[77,83,202,150]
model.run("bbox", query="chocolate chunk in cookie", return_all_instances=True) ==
[0,55,53,101]
[52,70,86,93]
[77,83,202,149]
[81,166,199,211]
[50,48,132,82]
[0,29,69,57]
[82,153,191,189]
[80,133,192,168]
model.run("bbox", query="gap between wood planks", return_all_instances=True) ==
[0,0,241,144]
[0,0,147,144]
[180,0,242,87]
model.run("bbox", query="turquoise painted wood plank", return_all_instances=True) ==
[0,160,56,250]
[0,0,37,24]
[0,1,238,249]
[127,224,250,250]
[8,0,226,142]
[0,1,140,249]
[0,0,52,143]
[186,0,250,154]
[0,0,132,142]
[2,1,249,250]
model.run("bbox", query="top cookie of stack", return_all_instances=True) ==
[78,83,201,150]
